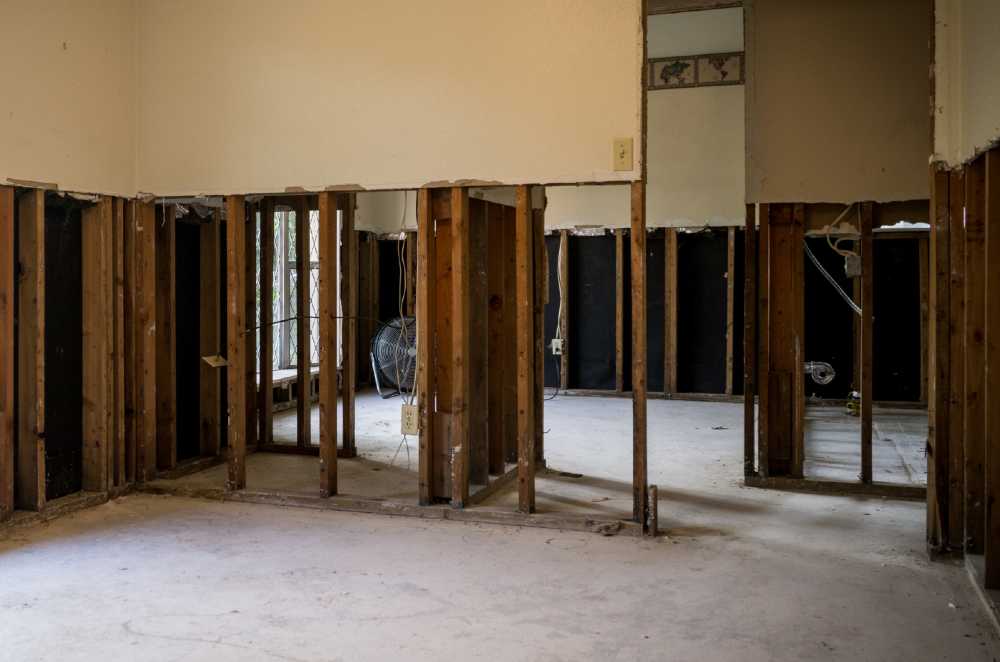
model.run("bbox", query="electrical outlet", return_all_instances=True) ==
[613,138,633,172]
[401,404,419,436]
[550,338,563,356]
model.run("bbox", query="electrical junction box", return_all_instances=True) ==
[550,338,563,356]
[844,254,861,279]
[401,404,419,436]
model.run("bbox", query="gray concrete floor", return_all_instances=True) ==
[1,393,993,661]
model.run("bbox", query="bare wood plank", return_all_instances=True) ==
[200,210,222,457]
[664,228,678,394]
[486,203,506,475]
[615,229,625,392]
[0,187,14,518]
[503,205,518,464]
[516,185,536,513]
[533,207,546,465]
[155,204,177,470]
[469,198,489,486]
[124,200,138,483]
[319,192,338,497]
[967,158,988,554]
[860,202,874,484]
[743,204,757,478]
[725,227,736,395]
[757,204,770,478]
[948,170,968,551]
[17,189,45,508]
[82,197,114,492]
[245,204,258,451]
[258,201,274,447]
[417,189,436,504]
[112,199,126,487]
[135,202,157,481]
[559,230,570,392]
[927,167,952,549]
[451,187,471,506]
[984,148,1000,587]
[296,199,312,448]
[433,209,454,500]
[340,194,357,457]
[226,196,247,490]
[631,181,648,526]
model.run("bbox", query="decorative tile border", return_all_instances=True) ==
[649,51,744,90]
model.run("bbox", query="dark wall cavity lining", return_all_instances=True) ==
[220,220,228,448]
[567,234,616,390]
[43,194,83,500]
[175,220,202,461]
[622,232,632,392]
[377,239,403,324]
[873,237,921,401]
[732,229,746,395]
[676,230,728,394]
[645,229,666,393]
[803,236,855,399]
[543,234,560,388]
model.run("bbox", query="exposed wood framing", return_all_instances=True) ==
[318,192,338,497]
[968,159,988,555]
[296,198,312,448]
[112,199,126,488]
[135,202,157,481]
[860,202,874,484]
[124,201,138,484]
[245,203,258,451]
[0,187,13,519]
[725,227,736,395]
[558,230,570,392]
[631,182,648,526]
[664,228,678,394]
[949,170,968,552]
[450,187,471,506]
[533,207,546,465]
[16,190,45,509]
[515,185,536,513]
[416,189,436,504]
[743,204,757,478]
[226,196,247,491]
[340,194,357,458]
[82,197,114,492]
[486,203,506,475]
[258,201,274,447]
[927,168,952,549]
[155,204,177,470]
[615,229,625,393]
[985,149,1000,586]
[433,196,454,501]
[757,204,770,477]
[503,205,518,465]
[200,210,222,457]
[469,199,489,486]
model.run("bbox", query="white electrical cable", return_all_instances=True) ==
[803,239,862,316]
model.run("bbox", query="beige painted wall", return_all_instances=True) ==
[0,0,136,197]
[746,0,931,203]
[134,0,642,197]
[934,0,1000,167]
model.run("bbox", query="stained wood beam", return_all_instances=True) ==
[135,202,157,481]
[757,204,770,477]
[296,199,312,448]
[112,199,126,488]
[631,182,648,526]
[450,187,471,506]
[201,210,222,457]
[16,190,45,509]
[82,197,114,492]
[226,196,247,491]
[725,227,736,395]
[341,194,357,458]
[968,158,988,554]
[516,185,536,513]
[0,187,14,519]
[558,230,570,392]
[743,204,757,478]
[124,201,138,483]
[984,148,1000,587]
[860,202,874,484]
[259,201,274,447]
[503,205,518,465]
[155,204,177,471]
[319,192,338,497]
[664,228,678,394]
[949,170,967,552]
[417,189,436,504]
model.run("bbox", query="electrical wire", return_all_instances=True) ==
[803,239,862,316]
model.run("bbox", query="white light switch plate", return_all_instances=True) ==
[401,404,419,436]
